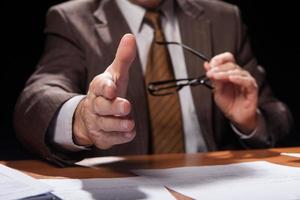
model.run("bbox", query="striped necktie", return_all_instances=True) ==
[144,10,185,154]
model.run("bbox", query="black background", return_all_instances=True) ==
[1,1,300,160]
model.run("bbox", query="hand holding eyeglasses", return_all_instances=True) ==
[148,41,259,134]
[204,52,259,134]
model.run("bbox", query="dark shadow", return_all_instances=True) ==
[290,159,300,163]
[225,0,300,146]
[1,0,66,160]
[80,179,147,200]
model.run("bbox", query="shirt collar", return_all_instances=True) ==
[116,0,175,35]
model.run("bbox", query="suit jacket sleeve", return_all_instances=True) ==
[232,6,294,148]
[14,6,88,165]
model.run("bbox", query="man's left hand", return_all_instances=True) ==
[204,52,258,134]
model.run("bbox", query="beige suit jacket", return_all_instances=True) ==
[14,0,293,166]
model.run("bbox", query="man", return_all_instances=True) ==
[14,0,293,166]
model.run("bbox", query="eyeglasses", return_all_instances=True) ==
[148,41,213,96]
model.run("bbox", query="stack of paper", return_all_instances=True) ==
[0,164,53,200]
[42,161,300,200]
[134,161,300,200]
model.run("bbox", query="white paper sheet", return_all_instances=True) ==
[134,161,300,200]
[281,153,300,159]
[41,176,174,200]
[0,164,52,200]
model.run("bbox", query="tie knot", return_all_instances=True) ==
[144,11,161,31]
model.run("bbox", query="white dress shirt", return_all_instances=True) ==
[51,0,260,153]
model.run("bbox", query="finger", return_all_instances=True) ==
[107,34,137,82]
[227,69,250,77]
[228,75,258,91]
[206,62,238,77]
[93,130,136,149]
[96,116,135,132]
[210,52,235,67]
[204,61,210,71]
[88,73,117,99]
[208,69,249,81]
[93,96,131,116]
[88,34,136,99]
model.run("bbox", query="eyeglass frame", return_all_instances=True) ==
[147,41,213,96]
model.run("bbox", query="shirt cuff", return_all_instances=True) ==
[231,123,257,139]
[52,95,90,151]
[231,109,261,139]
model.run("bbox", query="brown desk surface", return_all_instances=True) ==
[1,147,300,179]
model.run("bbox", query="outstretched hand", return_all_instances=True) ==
[204,52,258,134]
[73,34,137,149]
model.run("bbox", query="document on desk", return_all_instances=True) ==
[281,152,300,158]
[0,164,52,200]
[134,161,300,200]
[41,176,174,200]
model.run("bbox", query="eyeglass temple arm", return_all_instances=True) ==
[155,41,210,62]
[149,76,213,92]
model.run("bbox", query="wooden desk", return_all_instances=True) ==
[1,147,300,200]
[1,147,300,180]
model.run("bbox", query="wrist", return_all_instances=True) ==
[232,112,258,135]
[73,99,93,146]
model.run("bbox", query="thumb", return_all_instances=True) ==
[107,34,137,83]
[204,61,210,72]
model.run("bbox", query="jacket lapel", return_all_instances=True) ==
[176,0,217,151]
[93,0,150,155]
[93,0,127,61]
